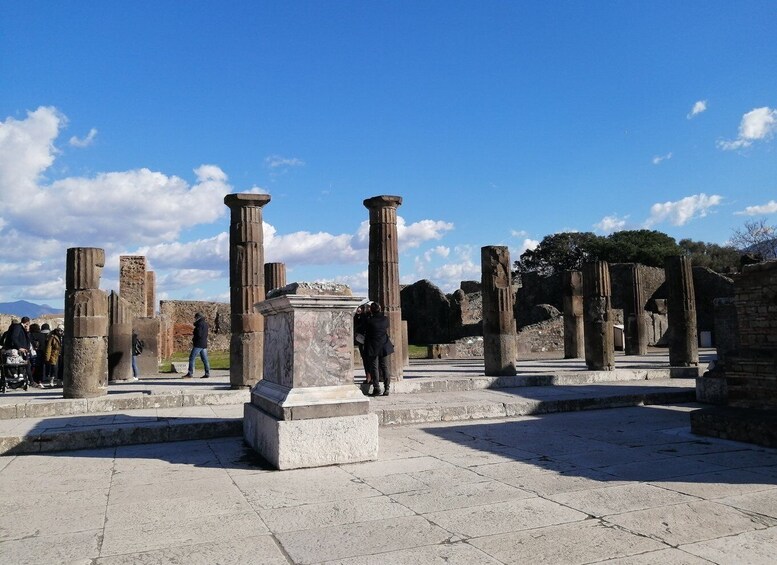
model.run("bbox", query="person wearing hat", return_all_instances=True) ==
[183,312,210,379]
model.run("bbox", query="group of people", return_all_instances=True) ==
[1,317,64,388]
[354,302,394,396]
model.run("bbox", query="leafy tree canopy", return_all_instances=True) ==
[678,239,740,272]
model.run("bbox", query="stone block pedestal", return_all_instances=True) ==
[243,287,377,470]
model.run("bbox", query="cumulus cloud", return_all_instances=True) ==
[687,100,707,119]
[594,214,628,233]
[422,245,450,262]
[718,106,777,150]
[68,127,98,147]
[735,199,777,216]
[652,152,672,165]
[645,193,723,227]
[397,217,454,250]
[516,238,539,255]
[510,229,529,238]
[264,155,305,169]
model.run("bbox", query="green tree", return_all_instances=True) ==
[678,239,740,272]
[514,232,601,276]
[597,230,680,267]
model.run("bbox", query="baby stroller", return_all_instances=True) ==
[0,349,29,393]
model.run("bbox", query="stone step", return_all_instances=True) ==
[0,380,696,455]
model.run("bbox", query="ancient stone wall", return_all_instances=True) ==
[119,256,147,320]
[400,279,454,344]
[159,300,231,355]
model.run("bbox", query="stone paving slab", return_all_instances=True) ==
[1,404,777,563]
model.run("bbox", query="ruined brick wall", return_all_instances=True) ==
[159,300,231,354]
[119,256,147,320]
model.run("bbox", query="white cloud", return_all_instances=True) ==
[510,229,529,238]
[68,127,98,147]
[423,245,450,262]
[735,199,777,216]
[594,214,628,233]
[264,155,305,169]
[652,152,672,165]
[645,193,723,227]
[687,100,707,119]
[718,106,777,150]
[397,217,454,250]
[159,269,224,291]
[517,238,539,255]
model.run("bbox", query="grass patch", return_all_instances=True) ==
[408,344,428,359]
[159,350,230,372]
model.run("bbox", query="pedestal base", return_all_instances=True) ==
[243,403,378,470]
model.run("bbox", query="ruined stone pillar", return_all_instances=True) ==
[624,264,648,356]
[245,284,376,469]
[562,270,585,359]
[583,261,615,371]
[481,246,517,376]
[225,193,271,388]
[401,320,410,368]
[108,291,132,381]
[145,271,156,317]
[364,195,404,381]
[666,255,699,367]
[119,256,147,320]
[264,262,286,298]
[64,248,109,398]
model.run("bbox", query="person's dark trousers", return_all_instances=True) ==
[367,355,390,395]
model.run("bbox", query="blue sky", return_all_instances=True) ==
[2,1,776,309]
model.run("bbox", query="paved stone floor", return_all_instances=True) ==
[2,403,776,564]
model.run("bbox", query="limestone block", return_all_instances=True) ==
[66,247,105,290]
[66,289,109,338]
[119,255,147,320]
[243,403,378,470]
[63,336,109,399]
[251,381,370,420]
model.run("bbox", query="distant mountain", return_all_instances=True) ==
[0,300,64,318]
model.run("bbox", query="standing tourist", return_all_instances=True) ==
[363,302,394,396]
[44,326,63,387]
[183,313,211,379]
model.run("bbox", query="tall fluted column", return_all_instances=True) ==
[624,264,648,355]
[364,195,404,381]
[225,193,271,388]
[264,262,287,298]
[108,291,132,381]
[583,261,615,371]
[562,270,585,359]
[481,246,517,376]
[64,247,109,398]
[666,255,699,367]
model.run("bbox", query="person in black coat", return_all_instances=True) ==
[183,312,211,378]
[363,302,394,396]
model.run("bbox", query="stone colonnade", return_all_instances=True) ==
[364,195,404,381]
[64,247,109,398]
[481,246,517,376]
[582,261,615,371]
[107,291,132,381]
[225,193,271,389]
[624,264,648,356]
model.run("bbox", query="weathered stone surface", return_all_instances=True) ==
[108,291,133,381]
[264,262,286,297]
[624,264,649,355]
[225,192,270,388]
[63,336,108,398]
[244,405,378,470]
[364,195,404,380]
[66,247,105,290]
[400,279,454,344]
[145,271,156,317]
[133,317,160,376]
[66,288,109,338]
[267,281,352,297]
[666,255,699,367]
[562,270,585,359]
[119,255,147,320]
[159,301,230,355]
[583,261,615,371]
[481,246,517,376]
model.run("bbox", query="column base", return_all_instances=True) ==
[243,403,378,470]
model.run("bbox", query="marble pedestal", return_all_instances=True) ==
[243,289,378,470]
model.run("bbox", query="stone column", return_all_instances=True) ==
[244,284,377,470]
[119,256,147,320]
[583,261,615,371]
[666,255,699,367]
[225,193,271,388]
[145,271,156,317]
[624,264,648,356]
[64,248,109,398]
[364,195,404,381]
[562,270,585,359]
[401,320,410,368]
[481,246,517,376]
[264,262,286,298]
[108,291,132,381]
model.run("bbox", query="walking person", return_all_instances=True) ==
[182,313,210,379]
[363,302,394,396]
[130,331,142,381]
